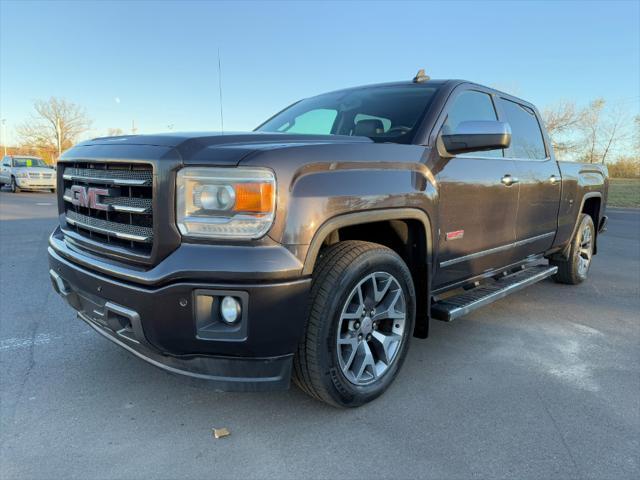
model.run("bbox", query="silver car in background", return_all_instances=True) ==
[0,155,56,192]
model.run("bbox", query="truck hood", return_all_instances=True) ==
[75,132,373,166]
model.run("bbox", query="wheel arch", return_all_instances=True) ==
[302,208,434,338]
[578,192,602,255]
[557,192,602,259]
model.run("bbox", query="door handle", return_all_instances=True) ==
[549,174,559,184]
[501,174,519,186]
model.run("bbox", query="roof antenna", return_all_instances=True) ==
[413,68,430,83]
[217,48,224,134]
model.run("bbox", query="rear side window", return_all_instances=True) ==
[497,98,547,159]
[444,90,502,157]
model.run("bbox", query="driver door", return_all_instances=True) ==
[432,88,519,289]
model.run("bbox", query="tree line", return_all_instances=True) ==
[4,96,640,177]
[542,98,639,177]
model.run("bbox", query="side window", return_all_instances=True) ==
[278,108,337,134]
[497,98,547,160]
[443,90,502,157]
[2,156,10,167]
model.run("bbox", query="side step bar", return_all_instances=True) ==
[431,264,558,322]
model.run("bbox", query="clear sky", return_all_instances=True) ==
[1,0,638,144]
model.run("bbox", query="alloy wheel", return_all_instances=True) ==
[336,272,407,386]
[577,224,593,276]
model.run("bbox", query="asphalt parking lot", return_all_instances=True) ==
[1,190,639,480]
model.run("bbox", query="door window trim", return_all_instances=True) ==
[493,95,551,162]
[429,83,553,162]
[430,84,508,160]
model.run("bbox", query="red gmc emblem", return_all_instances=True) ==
[70,185,112,211]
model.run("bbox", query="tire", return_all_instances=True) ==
[551,214,595,285]
[9,177,19,193]
[293,240,416,408]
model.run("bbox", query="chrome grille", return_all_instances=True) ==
[29,171,54,179]
[63,167,152,185]
[65,210,153,242]
[61,162,154,256]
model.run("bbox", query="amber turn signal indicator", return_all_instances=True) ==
[233,182,274,214]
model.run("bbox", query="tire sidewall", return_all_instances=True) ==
[314,248,416,407]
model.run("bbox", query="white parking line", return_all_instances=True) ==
[0,331,92,351]
[0,333,62,351]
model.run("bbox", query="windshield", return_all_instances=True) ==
[256,84,440,144]
[13,158,48,168]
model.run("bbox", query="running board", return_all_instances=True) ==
[431,264,558,322]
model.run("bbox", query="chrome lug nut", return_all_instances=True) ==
[354,321,360,329]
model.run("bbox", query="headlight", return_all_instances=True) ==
[176,167,276,239]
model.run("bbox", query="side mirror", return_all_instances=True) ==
[441,121,511,155]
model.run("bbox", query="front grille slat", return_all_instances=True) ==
[60,162,154,257]
[63,167,152,186]
[66,210,153,243]
[63,188,152,214]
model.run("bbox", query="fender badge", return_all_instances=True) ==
[446,230,464,241]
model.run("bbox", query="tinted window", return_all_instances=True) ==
[257,85,440,144]
[354,113,392,132]
[444,90,502,157]
[277,108,337,134]
[497,98,546,159]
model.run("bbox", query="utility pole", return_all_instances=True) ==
[132,120,138,135]
[218,48,224,133]
[56,117,62,157]
[1,119,6,156]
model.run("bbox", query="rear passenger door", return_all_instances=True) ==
[433,88,519,289]
[495,97,561,259]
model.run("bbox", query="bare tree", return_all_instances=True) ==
[580,98,606,163]
[598,104,630,164]
[542,101,585,159]
[580,100,632,164]
[16,97,92,159]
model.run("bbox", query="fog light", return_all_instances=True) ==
[220,296,241,324]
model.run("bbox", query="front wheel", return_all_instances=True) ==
[551,214,595,284]
[9,177,19,193]
[293,241,415,408]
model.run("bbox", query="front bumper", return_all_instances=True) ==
[48,231,311,391]
[16,177,56,189]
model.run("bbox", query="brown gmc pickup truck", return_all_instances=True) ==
[48,73,608,407]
